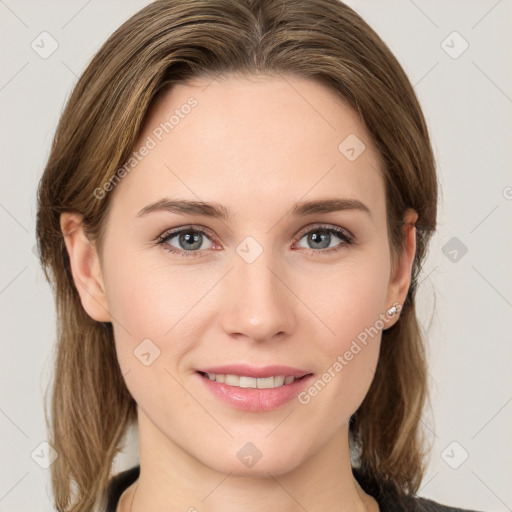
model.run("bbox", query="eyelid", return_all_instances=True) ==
[156,224,217,243]
[293,223,354,244]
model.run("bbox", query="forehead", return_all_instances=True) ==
[109,73,385,223]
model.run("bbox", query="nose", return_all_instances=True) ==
[219,249,296,343]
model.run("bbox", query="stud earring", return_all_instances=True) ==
[386,304,401,316]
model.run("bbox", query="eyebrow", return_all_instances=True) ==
[137,197,371,220]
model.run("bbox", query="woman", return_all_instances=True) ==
[35,0,482,511]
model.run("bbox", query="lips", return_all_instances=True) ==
[195,369,315,411]
[196,364,312,379]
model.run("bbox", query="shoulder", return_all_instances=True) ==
[352,467,484,512]
[389,493,484,512]
[103,466,140,512]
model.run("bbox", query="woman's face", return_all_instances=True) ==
[79,74,416,476]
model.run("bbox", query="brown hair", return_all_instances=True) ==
[35,0,437,510]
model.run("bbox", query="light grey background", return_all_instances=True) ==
[1,0,511,510]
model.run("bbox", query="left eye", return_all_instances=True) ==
[295,227,352,251]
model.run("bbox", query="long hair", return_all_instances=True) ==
[35,1,438,510]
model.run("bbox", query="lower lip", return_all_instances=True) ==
[196,372,314,412]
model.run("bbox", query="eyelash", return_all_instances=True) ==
[155,224,354,259]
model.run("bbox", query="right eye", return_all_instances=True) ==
[156,226,217,258]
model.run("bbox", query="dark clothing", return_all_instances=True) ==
[104,465,482,512]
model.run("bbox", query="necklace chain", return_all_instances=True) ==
[129,482,137,511]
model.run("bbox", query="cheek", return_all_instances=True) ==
[294,250,390,411]
[103,244,194,333]
[302,247,391,351]
[102,252,214,373]
[103,261,204,420]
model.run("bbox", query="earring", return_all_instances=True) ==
[386,304,401,316]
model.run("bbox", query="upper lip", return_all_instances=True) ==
[197,364,312,379]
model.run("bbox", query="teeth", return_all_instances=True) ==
[204,373,297,389]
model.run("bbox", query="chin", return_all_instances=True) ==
[215,457,301,478]
[200,441,307,478]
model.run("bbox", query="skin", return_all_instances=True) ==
[61,73,418,512]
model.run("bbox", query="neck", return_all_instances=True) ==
[121,410,377,512]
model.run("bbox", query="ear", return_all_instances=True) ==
[384,208,418,328]
[60,212,111,322]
